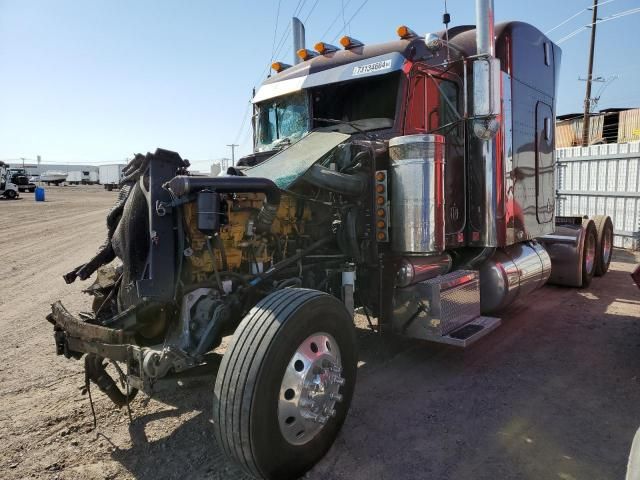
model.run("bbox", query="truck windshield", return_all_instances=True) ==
[312,72,400,130]
[256,92,309,152]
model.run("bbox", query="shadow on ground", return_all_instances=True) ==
[107,250,640,480]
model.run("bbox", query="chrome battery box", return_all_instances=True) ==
[392,270,481,339]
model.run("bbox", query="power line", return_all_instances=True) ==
[557,6,640,44]
[254,0,308,88]
[234,99,252,145]
[545,0,618,35]
[269,0,283,64]
[320,0,355,40]
[302,0,320,24]
[331,0,371,43]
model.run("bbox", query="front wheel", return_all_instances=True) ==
[213,288,357,480]
[4,190,17,199]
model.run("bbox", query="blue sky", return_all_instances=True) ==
[1,0,639,169]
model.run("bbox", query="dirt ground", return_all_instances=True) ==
[1,185,640,480]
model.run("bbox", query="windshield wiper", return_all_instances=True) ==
[313,117,378,140]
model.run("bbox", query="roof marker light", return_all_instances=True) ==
[297,48,318,61]
[339,36,364,49]
[271,62,292,73]
[314,42,340,55]
[397,25,419,39]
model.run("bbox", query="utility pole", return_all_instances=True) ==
[226,143,239,167]
[582,0,599,147]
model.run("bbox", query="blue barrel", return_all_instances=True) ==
[35,187,45,202]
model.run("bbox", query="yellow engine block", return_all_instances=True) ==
[183,193,311,281]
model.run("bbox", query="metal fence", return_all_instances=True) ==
[556,142,640,250]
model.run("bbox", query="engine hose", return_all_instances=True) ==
[249,236,333,286]
[84,353,138,408]
[163,176,281,233]
[303,164,364,196]
[345,208,361,261]
[205,237,224,291]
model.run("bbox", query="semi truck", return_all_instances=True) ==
[0,162,20,199]
[46,1,614,479]
[7,168,36,193]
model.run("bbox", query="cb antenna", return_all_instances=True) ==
[443,0,451,62]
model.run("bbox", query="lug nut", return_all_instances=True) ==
[301,410,328,424]
[323,407,337,418]
[299,398,314,408]
[332,375,346,386]
[330,392,343,402]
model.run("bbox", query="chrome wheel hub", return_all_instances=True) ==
[278,333,345,445]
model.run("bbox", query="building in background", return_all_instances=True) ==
[556,107,640,147]
[7,163,99,176]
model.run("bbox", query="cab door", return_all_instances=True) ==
[535,101,554,224]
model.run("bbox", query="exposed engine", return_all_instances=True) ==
[49,134,382,399]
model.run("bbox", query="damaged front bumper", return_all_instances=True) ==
[47,301,196,404]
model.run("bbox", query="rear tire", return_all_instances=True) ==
[213,288,357,480]
[4,190,17,199]
[581,219,597,287]
[593,215,613,276]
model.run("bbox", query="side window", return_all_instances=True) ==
[405,74,426,132]
[405,73,460,137]
[428,79,460,137]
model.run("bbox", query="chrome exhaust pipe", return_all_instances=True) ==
[472,0,500,140]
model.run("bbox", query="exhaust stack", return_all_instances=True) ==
[292,17,305,65]
[472,0,501,139]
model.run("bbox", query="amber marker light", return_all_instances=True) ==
[376,196,385,205]
[375,171,386,181]
[376,208,386,217]
[314,42,339,55]
[377,231,387,241]
[376,184,385,193]
[339,36,364,49]
[271,62,291,73]
[397,25,418,39]
[297,48,318,61]
[377,220,386,229]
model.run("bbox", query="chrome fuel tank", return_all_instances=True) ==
[389,134,446,253]
[479,241,551,313]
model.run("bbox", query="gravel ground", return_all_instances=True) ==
[1,185,639,480]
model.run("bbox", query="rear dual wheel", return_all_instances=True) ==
[213,288,357,480]
[581,219,598,288]
[593,215,614,276]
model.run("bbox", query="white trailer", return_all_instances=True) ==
[99,164,125,191]
[66,171,84,185]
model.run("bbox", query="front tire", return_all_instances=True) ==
[213,288,357,480]
[4,190,17,199]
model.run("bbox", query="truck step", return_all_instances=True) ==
[428,316,501,348]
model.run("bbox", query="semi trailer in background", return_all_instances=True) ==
[46,1,614,479]
[98,164,125,190]
[67,170,99,185]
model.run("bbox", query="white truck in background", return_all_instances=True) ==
[67,170,99,185]
[98,164,125,191]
